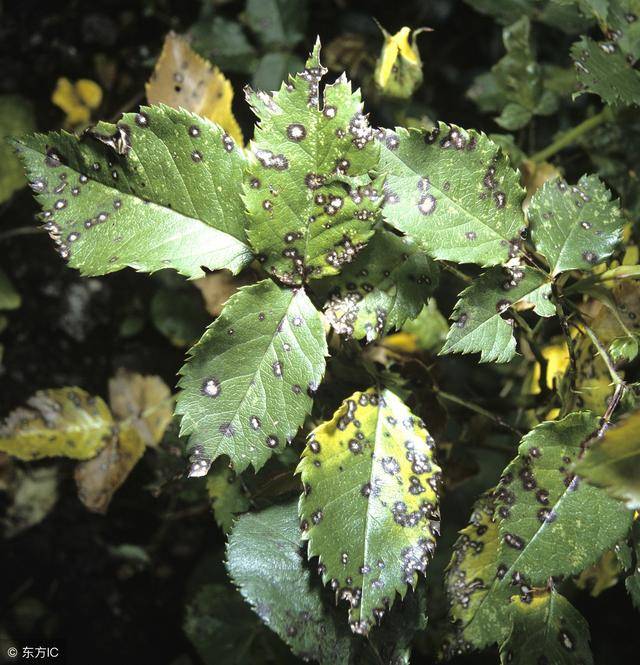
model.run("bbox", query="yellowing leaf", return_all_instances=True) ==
[108,369,173,447]
[530,341,570,395]
[146,31,243,144]
[52,77,103,128]
[205,460,250,533]
[574,550,621,597]
[374,24,427,99]
[74,425,146,514]
[0,388,114,461]
[193,269,256,317]
[521,159,561,211]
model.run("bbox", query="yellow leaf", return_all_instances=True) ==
[146,31,243,144]
[574,550,621,597]
[0,388,114,460]
[521,159,561,211]
[384,331,419,353]
[530,341,570,395]
[74,425,146,514]
[52,77,102,128]
[108,369,173,447]
[374,24,427,99]
[193,269,256,317]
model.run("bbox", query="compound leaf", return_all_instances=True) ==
[0,388,114,460]
[14,105,252,278]
[176,279,327,474]
[575,408,640,509]
[318,228,439,341]
[441,266,553,364]
[529,174,623,275]
[377,123,526,267]
[495,413,632,585]
[244,41,383,285]
[499,589,593,665]
[227,502,352,664]
[297,388,441,634]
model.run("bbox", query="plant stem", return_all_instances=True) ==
[441,261,472,284]
[529,107,612,163]
[0,226,43,242]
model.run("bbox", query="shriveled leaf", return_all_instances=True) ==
[297,388,441,634]
[194,270,256,317]
[227,502,352,664]
[52,77,102,128]
[499,589,593,665]
[146,32,243,144]
[528,175,623,275]
[14,105,252,278]
[184,583,279,665]
[205,460,250,533]
[441,266,553,364]
[572,36,640,107]
[108,369,173,447]
[74,426,146,514]
[495,413,632,585]
[0,388,114,461]
[378,123,526,267]
[0,267,21,310]
[0,94,35,203]
[176,279,327,474]
[318,229,438,341]
[575,408,640,509]
[244,41,383,285]
[374,25,424,100]
[444,492,509,654]
[574,550,622,597]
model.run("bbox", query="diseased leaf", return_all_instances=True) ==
[529,175,623,275]
[318,229,438,341]
[441,266,553,364]
[205,460,250,533]
[14,105,252,278]
[444,492,508,655]
[176,279,327,474]
[0,388,114,461]
[495,413,632,585]
[227,502,352,664]
[378,123,526,267]
[0,94,35,203]
[499,589,594,665]
[108,369,173,447]
[575,408,640,509]
[146,32,243,144]
[244,41,383,285]
[74,426,145,514]
[297,387,441,634]
[572,36,640,106]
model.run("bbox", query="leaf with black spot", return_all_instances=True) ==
[315,228,439,342]
[13,105,252,278]
[377,123,526,267]
[176,279,327,474]
[441,265,553,364]
[297,388,441,634]
[529,175,623,276]
[243,39,383,285]
[499,589,593,665]
[226,502,352,664]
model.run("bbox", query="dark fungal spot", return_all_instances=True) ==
[201,378,221,397]
[191,150,203,162]
[265,435,279,448]
[219,422,235,437]
[493,191,506,208]
[455,313,468,328]
[222,133,234,152]
[503,533,525,550]
[559,630,575,651]
[292,384,302,394]
[250,416,261,430]
[135,112,149,127]
[418,194,437,215]
[45,148,64,168]
[272,361,283,378]
[583,250,598,264]
[286,123,307,141]
[311,509,323,524]
[188,125,200,137]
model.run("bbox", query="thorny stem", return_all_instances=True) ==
[529,107,613,163]
[552,283,578,390]
[511,310,551,399]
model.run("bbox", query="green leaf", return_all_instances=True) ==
[227,502,352,664]
[190,15,258,74]
[495,413,632,584]
[441,266,553,364]
[609,334,640,363]
[0,267,21,310]
[244,41,383,285]
[317,228,439,341]
[624,522,640,609]
[575,408,640,509]
[297,387,442,634]
[393,299,449,353]
[184,583,279,665]
[206,460,250,533]
[176,279,327,474]
[14,105,252,278]
[0,94,35,203]
[0,388,114,460]
[499,589,593,665]
[444,491,509,654]
[378,123,526,267]
[571,36,640,106]
[529,174,623,275]
[252,53,305,91]
[244,0,308,49]
[495,103,533,130]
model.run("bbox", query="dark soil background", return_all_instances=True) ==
[0,1,637,664]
